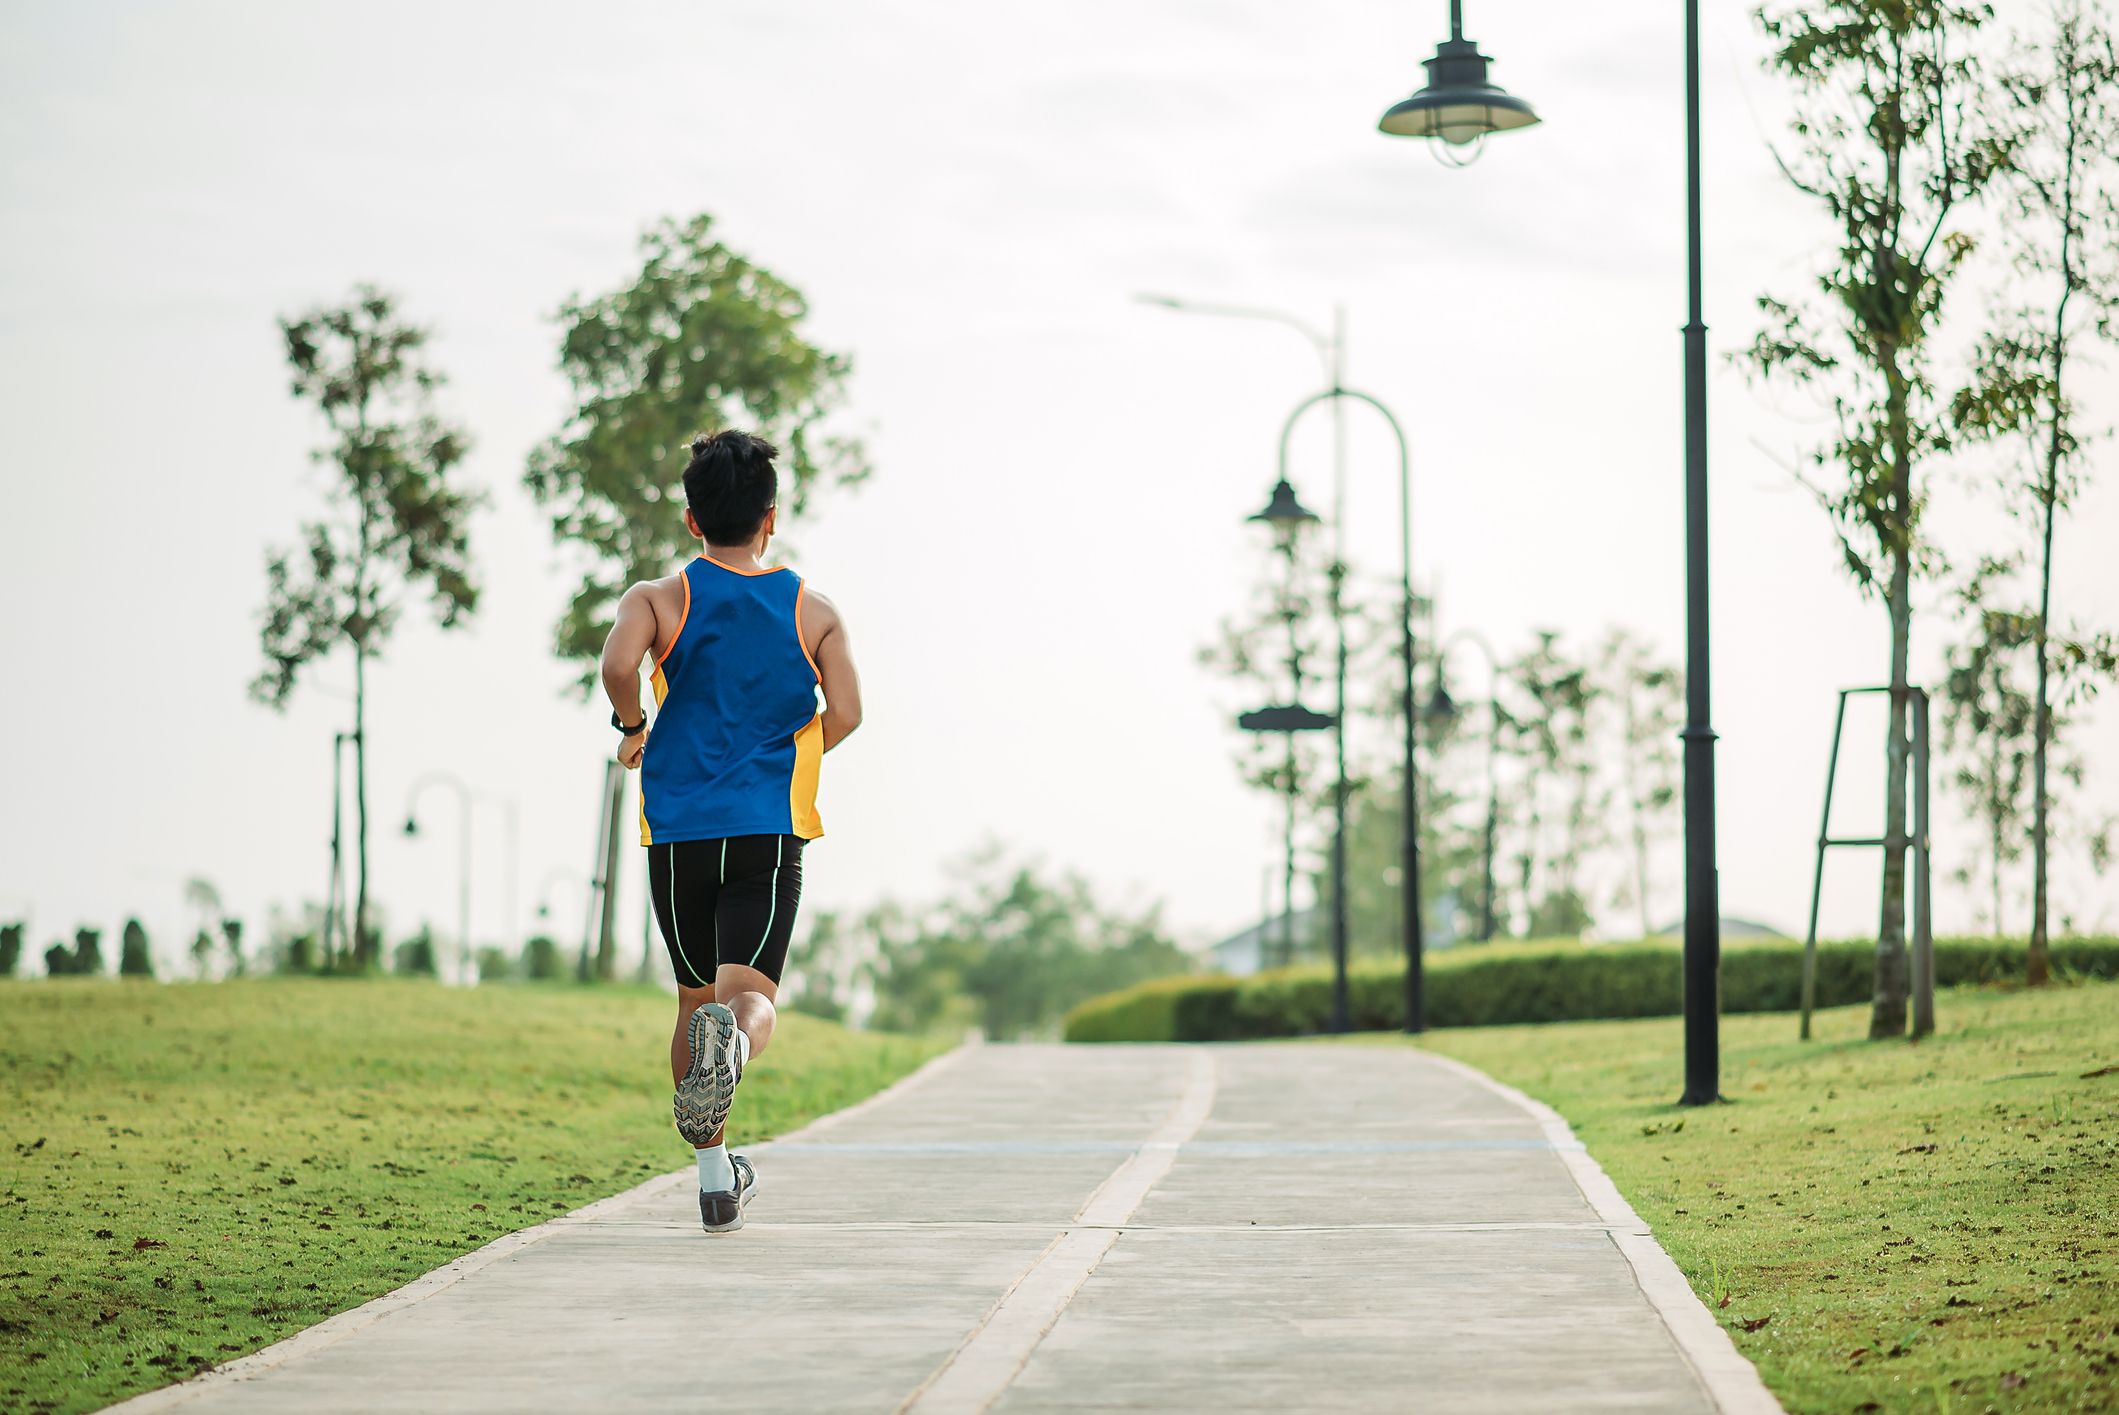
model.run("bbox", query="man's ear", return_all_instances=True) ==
[683,506,703,542]
[761,507,778,541]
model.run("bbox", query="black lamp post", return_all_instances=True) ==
[1377,0,1541,164]
[1266,388,1422,1035]
[1379,0,1719,1103]
[1675,0,1721,1107]
[1246,479,1326,971]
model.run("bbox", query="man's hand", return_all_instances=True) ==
[618,727,648,770]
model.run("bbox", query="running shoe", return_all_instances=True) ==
[674,1002,742,1146]
[700,1153,757,1234]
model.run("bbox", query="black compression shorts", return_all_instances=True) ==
[647,834,805,988]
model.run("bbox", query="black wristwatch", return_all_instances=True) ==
[611,710,648,737]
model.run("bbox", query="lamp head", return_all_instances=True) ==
[1423,681,1460,725]
[1248,479,1321,543]
[1378,8,1540,161]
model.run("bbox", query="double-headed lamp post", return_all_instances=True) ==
[1254,389,1423,1035]
[1249,481,1323,971]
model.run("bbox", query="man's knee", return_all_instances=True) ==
[713,963,779,1005]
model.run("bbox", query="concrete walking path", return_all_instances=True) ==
[115,1042,1782,1414]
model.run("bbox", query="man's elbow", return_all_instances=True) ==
[826,705,863,740]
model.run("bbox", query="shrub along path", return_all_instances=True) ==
[1401,981,2119,1414]
[1063,936,2119,1040]
[0,979,943,1415]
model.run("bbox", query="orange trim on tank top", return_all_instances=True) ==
[654,569,691,667]
[793,581,823,683]
[696,553,790,578]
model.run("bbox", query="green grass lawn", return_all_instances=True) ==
[1390,981,2119,1415]
[0,979,945,1415]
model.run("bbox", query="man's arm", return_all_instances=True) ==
[600,584,659,769]
[807,590,864,752]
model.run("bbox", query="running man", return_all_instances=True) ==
[599,429,863,1233]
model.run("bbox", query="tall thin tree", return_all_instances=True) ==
[254,288,480,971]
[1597,629,1683,940]
[1951,0,2119,982]
[527,214,868,678]
[1744,0,2005,1036]
[1937,560,2034,935]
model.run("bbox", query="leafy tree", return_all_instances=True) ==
[1744,0,2005,1036]
[1336,756,1483,956]
[1951,0,2119,980]
[253,288,480,971]
[1939,560,2034,933]
[118,918,154,978]
[520,934,565,982]
[526,214,869,677]
[46,926,103,977]
[1597,630,1683,939]
[864,900,977,1035]
[861,853,1191,1039]
[1497,632,1603,936]
[221,918,247,978]
[394,926,438,977]
[185,877,222,979]
[0,923,22,978]
[783,910,865,1023]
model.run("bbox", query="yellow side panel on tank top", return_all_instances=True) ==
[638,666,669,847]
[789,714,825,840]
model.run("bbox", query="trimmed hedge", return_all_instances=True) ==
[1061,937,2119,1042]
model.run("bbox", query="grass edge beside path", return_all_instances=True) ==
[1376,983,2119,1415]
[2,979,949,1415]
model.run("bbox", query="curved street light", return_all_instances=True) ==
[1273,386,1424,1034]
[403,772,521,984]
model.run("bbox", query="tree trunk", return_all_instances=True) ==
[1625,688,1652,938]
[353,643,372,971]
[1282,739,1296,968]
[2029,93,2076,986]
[349,383,376,972]
[1873,370,1914,1039]
[1989,657,2005,936]
[2030,433,2058,985]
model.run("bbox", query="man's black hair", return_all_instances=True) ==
[683,429,780,545]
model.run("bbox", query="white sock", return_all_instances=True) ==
[696,1142,735,1193]
[733,1028,752,1076]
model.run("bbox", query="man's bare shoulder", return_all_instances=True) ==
[622,571,688,617]
[802,583,844,629]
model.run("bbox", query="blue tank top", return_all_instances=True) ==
[639,557,824,845]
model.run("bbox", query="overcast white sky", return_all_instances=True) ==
[2,0,2114,973]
